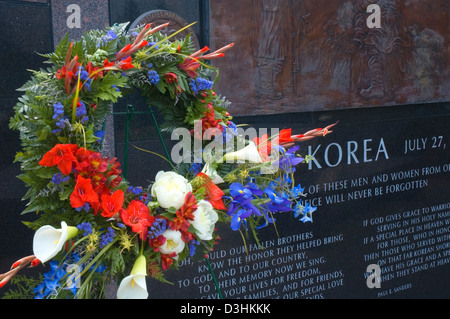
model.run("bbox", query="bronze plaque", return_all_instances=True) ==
[129,9,200,49]
[209,0,449,115]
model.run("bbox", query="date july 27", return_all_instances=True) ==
[404,136,446,154]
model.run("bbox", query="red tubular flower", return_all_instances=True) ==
[276,129,294,146]
[70,175,99,208]
[190,46,210,58]
[39,144,79,175]
[178,57,200,78]
[103,58,115,68]
[117,56,134,70]
[120,200,155,241]
[101,189,125,218]
[86,61,103,80]
[138,40,149,49]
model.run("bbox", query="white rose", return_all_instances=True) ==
[151,171,192,210]
[191,200,219,241]
[159,230,185,258]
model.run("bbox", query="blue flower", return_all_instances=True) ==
[34,260,68,299]
[277,146,304,173]
[227,182,263,222]
[94,130,105,144]
[51,172,69,185]
[255,210,276,230]
[264,187,285,205]
[148,41,159,49]
[76,67,92,91]
[52,103,68,134]
[148,70,160,84]
[292,184,305,198]
[230,209,247,231]
[148,217,168,240]
[189,239,200,256]
[189,77,213,95]
[77,222,93,236]
[227,121,238,135]
[75,203,91,213]
[127,186,143,195]
[75,101,87,118]
[189,163,203,175]
[101,29,117,44]
[99,227,115,248]
[105,30,117,41]
[229,182,256,201]
[293,203,316,223]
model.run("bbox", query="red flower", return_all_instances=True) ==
[164,72,178,84]
[103,58,115,68]
[149,234,166,252]
[70,175,99,208]
[161,253,176,271]
[253,128,295,161]
[39,144,79,175]
[275,129,294,147]
[120,200,155,241]
[172,211,190,232]
[179,192,198,221]
[253,134,272,162]
[101,189,124,218]
[117,56,134,70]
[138,40,148,49]
[86,61,103,80]
[178,57,200,78]
[196,173,226,210]
[194,103,223,140]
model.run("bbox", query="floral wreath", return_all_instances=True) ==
[0,22,336,299]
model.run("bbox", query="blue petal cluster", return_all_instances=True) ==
[52,102,67,134]
[34,253,81,299]
[77,222,93,236]
[148,217,168,240]
[189,77,213,95]
[51,172,69,185]
[99,227,115,248]
[148,70,160,84]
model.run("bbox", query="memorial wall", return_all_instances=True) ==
[145,0,450,299]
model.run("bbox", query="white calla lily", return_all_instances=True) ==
[117,255,148,299]
[32,221,78,264]
[201,162,224,184]
[223,141,263,164]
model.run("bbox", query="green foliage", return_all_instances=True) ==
[1,275,43,299]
